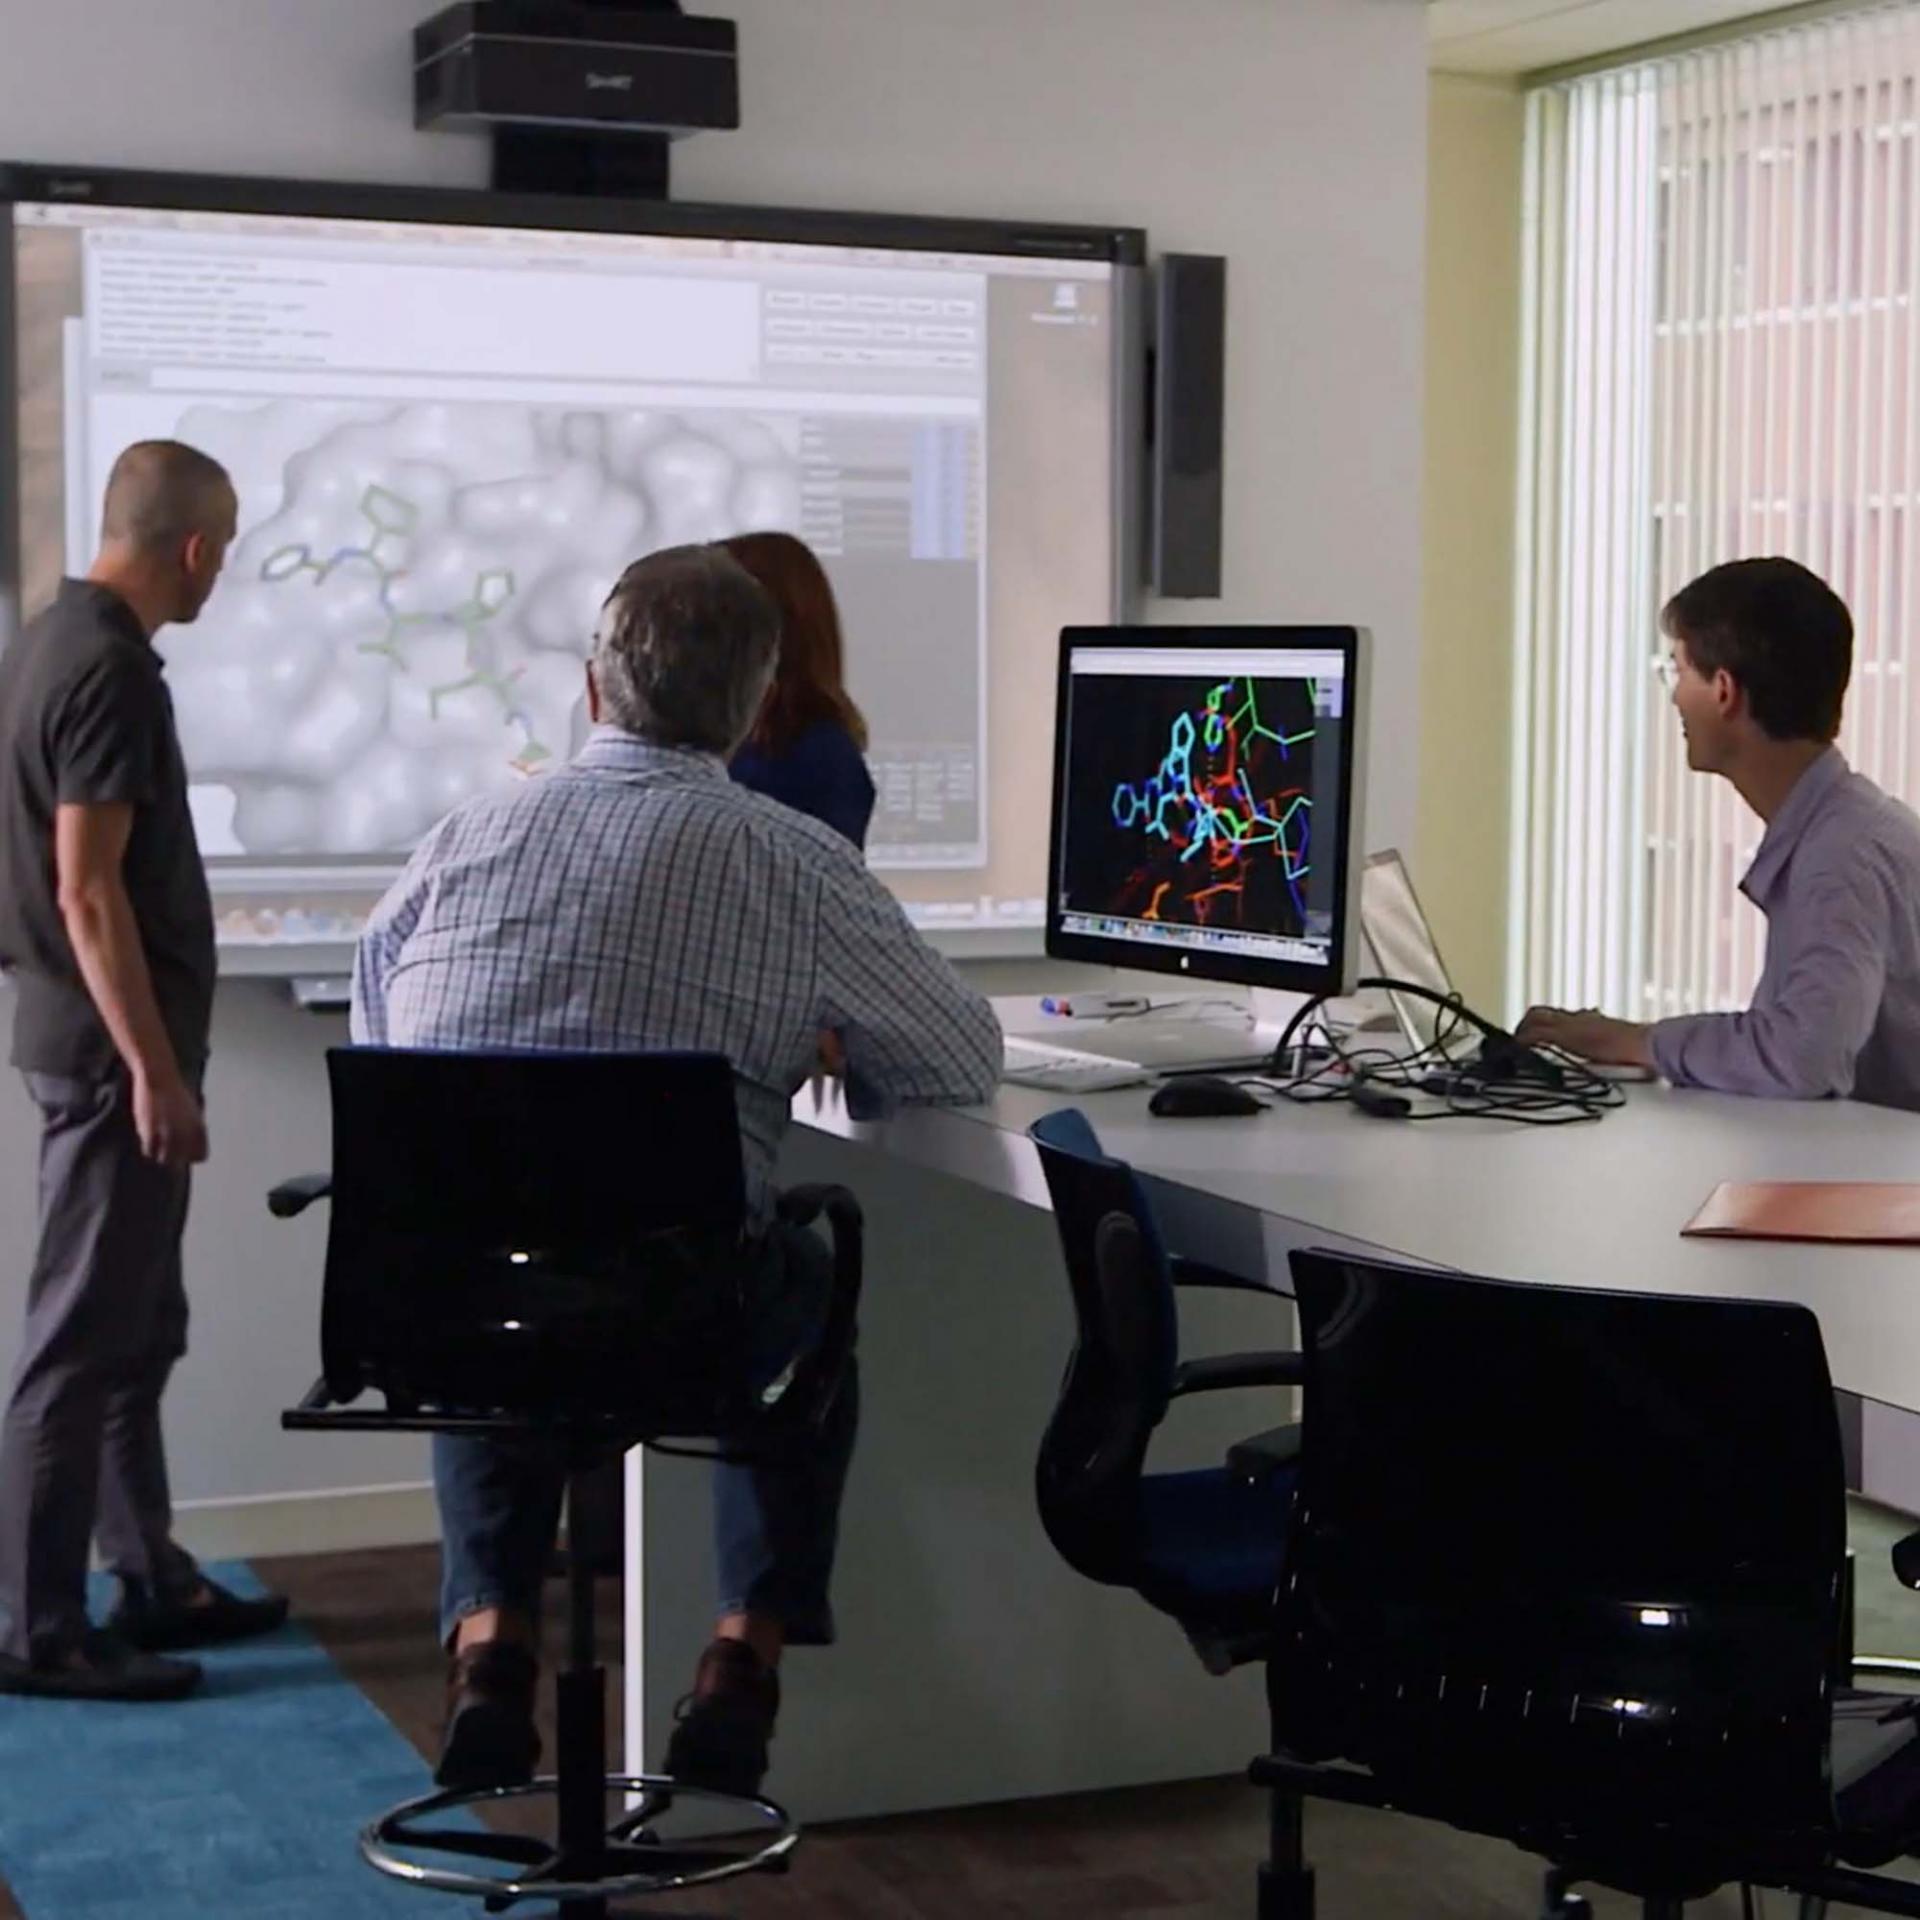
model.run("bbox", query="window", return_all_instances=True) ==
[1512,3,1920,1020]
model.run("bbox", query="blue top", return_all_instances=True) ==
[730,719,876,850]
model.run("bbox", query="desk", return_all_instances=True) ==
[809,1077,1920,1413]
[625,1077,1920,1824]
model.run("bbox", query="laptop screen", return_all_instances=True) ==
[1359,850,1465,1057]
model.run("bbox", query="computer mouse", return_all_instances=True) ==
[1148,1075,1265,1118]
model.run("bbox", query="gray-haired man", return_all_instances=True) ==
[352,542,1001,1798]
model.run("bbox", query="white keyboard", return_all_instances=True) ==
[1000,1036,1151,1093]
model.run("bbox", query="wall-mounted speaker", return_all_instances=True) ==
[1147,253,1226,599]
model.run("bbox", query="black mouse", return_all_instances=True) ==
[1148,1075,1264,1118]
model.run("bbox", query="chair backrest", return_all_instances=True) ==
[1028,1108,1179,1585]
[1274,1249,1847,1880]
[320,1048,755,1432]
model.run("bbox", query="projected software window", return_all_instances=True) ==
[12,199,1120,947]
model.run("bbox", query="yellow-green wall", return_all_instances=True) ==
[1420,72,1526,1015]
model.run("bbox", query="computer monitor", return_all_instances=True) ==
[1046,626,1368,995]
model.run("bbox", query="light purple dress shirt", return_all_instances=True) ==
[1650,749,1920,1110]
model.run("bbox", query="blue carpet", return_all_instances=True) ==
[0,1561,480,1918]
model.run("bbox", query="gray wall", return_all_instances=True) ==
[0,0,1430,1536]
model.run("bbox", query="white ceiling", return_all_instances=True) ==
[1430,0,1780,75]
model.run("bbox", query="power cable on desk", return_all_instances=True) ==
[1249,978,1628,1127]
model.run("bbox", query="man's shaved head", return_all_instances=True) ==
[99,441,236,554]
[90,440,239,629]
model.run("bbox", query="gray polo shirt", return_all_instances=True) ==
[0,579,215,1078]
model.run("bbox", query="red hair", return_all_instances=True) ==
[722,531,869,754]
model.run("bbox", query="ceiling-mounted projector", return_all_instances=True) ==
[414,2,739,137]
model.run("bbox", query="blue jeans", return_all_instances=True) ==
[433,1221,857,1648]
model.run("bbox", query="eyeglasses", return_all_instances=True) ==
[1653,655,1681,693]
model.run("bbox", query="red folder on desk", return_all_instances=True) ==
[1683,1182,1920,1244]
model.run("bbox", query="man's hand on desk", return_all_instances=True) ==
[1515,1005,1656,1070]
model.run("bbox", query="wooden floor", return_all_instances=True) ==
[3,1532,1919,1916]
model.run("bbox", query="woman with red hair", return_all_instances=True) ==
[723,532,875,850]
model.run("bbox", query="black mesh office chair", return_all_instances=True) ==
[1028,1107,1302,1672]
[1029,1107,1307,1918]
[1254,1250,1920,1920]
[274,1047,862,1920]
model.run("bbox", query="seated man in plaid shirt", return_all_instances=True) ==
[351,542,1001,1800]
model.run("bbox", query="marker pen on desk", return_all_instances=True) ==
[1041,994,1150,1018]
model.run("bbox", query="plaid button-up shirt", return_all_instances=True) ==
[350,727,1002,1216]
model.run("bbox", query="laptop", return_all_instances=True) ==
[1357,849,1474,1060]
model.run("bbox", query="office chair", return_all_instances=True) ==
[1029,1108,1306,1915]
[274,1047,863,1920]
[1254,1250,1920,1920]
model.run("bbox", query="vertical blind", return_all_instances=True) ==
[1512,1,1920,1021]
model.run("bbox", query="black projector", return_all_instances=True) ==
[414,3,739,136]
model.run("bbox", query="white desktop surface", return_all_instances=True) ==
[626,1066,1920,1827]
[802,1074,1920,1415]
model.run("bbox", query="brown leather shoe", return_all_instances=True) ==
[0,1628,201,1702]
[660,1639,781,1798]
[436,1640,540,1790]
[108,1576,289,1652]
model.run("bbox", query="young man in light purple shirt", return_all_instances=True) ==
[1519,558,1920,1110]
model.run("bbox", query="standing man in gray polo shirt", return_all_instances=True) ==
[0,441,287,1700]
[1519,558,1920,1108]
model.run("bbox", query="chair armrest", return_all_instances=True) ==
[1227,1422,1302,1480]
[1171,1350,1305,1397]
[289,1375,338,1415]
[1168,1255,1287,1298]
[267,1173,333,1219]
[280,1378,566,1438]
[281,1376,356,1430]
[1892,1527,1920,1591]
